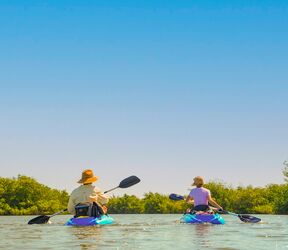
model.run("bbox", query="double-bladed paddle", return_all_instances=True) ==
[169,193,185,201]
[169,193,261,223]
[219,210,261,223]
[28,209,68,225]
[28,175,141,225]
[104,175,140,193]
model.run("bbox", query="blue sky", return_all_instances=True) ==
[1,0,287,196]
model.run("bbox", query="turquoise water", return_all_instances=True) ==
[0,214,288,249]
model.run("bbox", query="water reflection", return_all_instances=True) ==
[68,226,104,250]
[193,224,212,248]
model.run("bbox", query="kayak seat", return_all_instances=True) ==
[74,202,104,218]
[190,205,213,214]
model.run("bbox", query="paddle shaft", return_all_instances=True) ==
[225,211,238,216]
[104,187,118,193]
[169,194,218,209]
[50,209,67,218]
[104,175,140,193]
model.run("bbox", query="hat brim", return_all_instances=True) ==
[78,176,99,184]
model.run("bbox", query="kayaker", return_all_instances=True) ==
[186,176,223,212]
[67,169,109,217]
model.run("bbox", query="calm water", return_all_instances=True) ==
[0,214,287,249]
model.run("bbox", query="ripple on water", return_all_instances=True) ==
[1,214,288,249]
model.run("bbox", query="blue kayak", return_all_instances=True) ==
[65,215,114,226]
[180,213,225,225]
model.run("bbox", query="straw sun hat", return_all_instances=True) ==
[78,169,99,184]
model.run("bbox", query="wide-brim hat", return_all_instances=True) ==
[78,169,99,184]
[192,176,204,186]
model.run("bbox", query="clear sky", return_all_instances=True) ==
[1,0,287,197]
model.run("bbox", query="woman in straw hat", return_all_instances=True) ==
[186,176,223,212]
[67,169,109,216]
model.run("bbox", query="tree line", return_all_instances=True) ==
[0,175,69,215]
[1,174,288,215]
[108,182,288,214]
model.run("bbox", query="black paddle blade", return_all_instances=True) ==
[28,215,50,225]
[169,193,184,201]
[119,175,140,188]
[238,214,261,223]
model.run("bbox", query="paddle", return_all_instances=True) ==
[169,193,185,201]
[28,209,67,225]
[28,175,141,225]
[169,193,261,223]
[104,175,141,193]
[220,210,262,223]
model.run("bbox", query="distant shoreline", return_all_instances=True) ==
[1,175,288,215]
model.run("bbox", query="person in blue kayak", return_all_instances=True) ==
[67,169,109,217]
[186,176,223,212]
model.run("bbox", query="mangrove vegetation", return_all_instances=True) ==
[0,175,288,215]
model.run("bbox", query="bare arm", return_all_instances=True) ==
[186,195,194,205]
[90,187,109,205]
[208,195,222,210]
